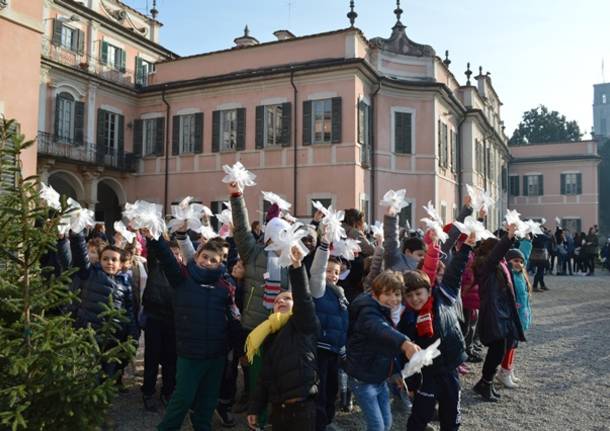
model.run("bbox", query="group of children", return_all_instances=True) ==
[53,180,538,431]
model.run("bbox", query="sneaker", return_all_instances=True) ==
[215,405,236,428]
[510,369,521,383]
[496,368,518,388]
[473,379,498,402]
[143,395,158,413]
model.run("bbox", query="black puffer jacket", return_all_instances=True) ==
[475,235,526,346]
[141,244,175,324]
[249,265,320,415]
[69,233,138,339]
[398,244,471,374]
[345,293,408,384]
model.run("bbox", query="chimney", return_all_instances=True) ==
[273,30,295,41]
[234,25,259,48]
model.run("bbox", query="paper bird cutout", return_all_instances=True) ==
[222,161,256,190]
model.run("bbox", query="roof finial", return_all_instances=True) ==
[150,0,158,19]
[465,62,472,85]
[244,25,250,37]
[394,0,403,22]
[347,0,358,28]
[478,65,483,76]
[443,50,451,67]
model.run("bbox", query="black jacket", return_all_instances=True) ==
[141,244,175,324]
[249,265,320,414]
[475,235,526,346]
[398,244,471,374]
[345,293,408,384]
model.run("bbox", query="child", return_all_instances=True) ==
[345,271,421,431]
[384,206,426,272]
[399,232,475,431]
[246,247,320,431]
[309,232,349,431]
[145,232,240,431]
[472,223,525,402]
[496,237,533,388]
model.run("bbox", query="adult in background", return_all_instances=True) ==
[530,229,550,291]
[564,229,575,276]
[555,228,568,275]
[343,209,375,258]
[583,226,600,276]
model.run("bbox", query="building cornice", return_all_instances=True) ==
[510,155,602,164]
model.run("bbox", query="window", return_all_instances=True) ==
[213,109,244,152]
[61,26,75,50]
[101,41,126,72]
[394,111,412,154]
[135,57,155,87]
[312,99,332,144]
[180,114,196,154]
[523,175,543,196]
[360,196,369,223]
[562,218,582,233]
[311,198,332,217]
[1,121,19,192]
[98,110,122,155]
[449,130,457,172]
[52,20,84,53]
[561,173,582,195]
[438,122,448,168]
[440,203,447,225]
[509,176,520,196]
[143,119,158,156]
[475,140,484,174]
[358,101,370,165]
[398,204,412,229]
[265,104,283,147]
[220,109,237,151]
[56,92,75,142]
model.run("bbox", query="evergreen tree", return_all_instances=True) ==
[509,105,582,145]
[0,117,135,430]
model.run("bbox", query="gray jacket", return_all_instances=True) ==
[383,214,419,272]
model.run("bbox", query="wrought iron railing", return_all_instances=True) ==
[37,131,137,172]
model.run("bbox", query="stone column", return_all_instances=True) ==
[38,66,51,133]
[38,159,55,183]
[86,82,98,146]
[80,168,101,211]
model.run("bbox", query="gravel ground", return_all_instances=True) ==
[109,273,610,430]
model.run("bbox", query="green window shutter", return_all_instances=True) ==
[100,41,109,65]
[513,176,520,196]
[154,117,165,156]
[52,20,63,46]
[281,102,292,147]
[133,119,143,156]
[117,115,125,157]
[357,100,365,144]
[236,108,246,151]
[77,29,85,54]
[135,56,143,85]
[255,105,264,149]
[212,111,220,152]
[560,174,566,194]
[538,175,544,196]
[54,95,62,137]
[577,173,582,194]
[74,101,85,145]
[331,97,342,143]
[194,113,204,154]
[302,101,312,146]
[395,112,412,154]
[172,115,180,155]
[523,176,528,197]
[119,49,126,72]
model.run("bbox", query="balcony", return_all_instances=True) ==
[37,132,138,173]
[41,38,149,89]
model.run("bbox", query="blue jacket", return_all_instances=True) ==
[151,237,239,360]
[314,287,349,355]
[511,240,533,332]
[345,293,408,384]
[398,244,471,374]
[69,233,138,339]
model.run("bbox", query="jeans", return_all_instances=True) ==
[349,378,392,431]
[407,368,461,431]
[315,349,339,431]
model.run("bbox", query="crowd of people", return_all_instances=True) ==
[44,172,609,431]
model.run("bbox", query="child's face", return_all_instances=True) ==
[170,247,183,265]
[135,241,143,256]
[273,292,293,314]
[222,247,230,263]
[231,260,245,280]
[121,259,133,272]
[88,246,99,264]
[195,249,222,270]
[326,262,341,285]
[101,250,122,275]
[406,249,426,263]
[404,287,430,311]
[509,258,524,272]
[375,290,402,310]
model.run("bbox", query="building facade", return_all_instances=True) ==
[593,82,610,139]
[508,140,600,233]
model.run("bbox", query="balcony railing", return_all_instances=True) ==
[41,38,149,88]
[37,132,137,172]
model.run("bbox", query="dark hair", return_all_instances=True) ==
[251,220,261,230]
[207,237,230,250]
[328,256,342,266]
[403,270,431,292]
[120,249,133,262]
[100,245,123,258]
[344,208,364,228]
[93,223,106,233]
[472,237,499,276]
[168,240,180,249]
[197,240,225,257]
[87,237,108,251]
[402,237,425,254]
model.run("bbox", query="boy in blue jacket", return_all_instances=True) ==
[398,232,476,431]
[145,230,240,431]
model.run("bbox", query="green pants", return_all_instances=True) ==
[158,356,224,431]
[248,351,268,426]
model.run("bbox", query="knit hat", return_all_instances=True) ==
[505,248,525,262]
[443,223,467,243]
[265,203,281,223]
[264,216,290,244]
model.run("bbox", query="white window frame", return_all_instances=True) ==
[57,92,75,142]
[390,106,416,154]
[142,118,157,156]
[179,114,196,154]
[358,101,370,164]
[526,175,541,196]
[60,25,75,51]
[264,104,283,147]
[311,99,332,145]
[564,172,580,195]
[102,111,120,155]
[220,109,237,151]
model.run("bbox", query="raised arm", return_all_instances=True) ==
[56,237,72,272]
[441,242,473,299]
[175,231,196,263]
[69,232,91,280]
[147,236,185,288]
[289,264,320,336]
[364,246,384,293]
[383,214,402,270]
[309,241,330,299]
[518,238,533,267]
[422,230,441,287]
[441,204,474,262]
[482,234,514,275]
[347,227,375,258]
[230,194,257,264]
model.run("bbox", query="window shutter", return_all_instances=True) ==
[77,29,85,55]
[560,174,566,195]
[119,49,126,73]
[281,102,292,147]
[331,97,342,143]
[522,176,528,197]
[513,176,520,196]
[538,175,544,196]
[395,112,405,153]
[255,105,264,149]
[194,113,204,154]
[236,108,246,151]
[133,119,143,156]
[100,41,109,65]
[95,109,105,164]
[357,100,365,144]
[135,56,143,86]
[154,117,165,156]
[54,96,62,137]
[302,101,312,146]
[117,114,125,157]
[172,115,180,155]
[52,20,63,46]
[577,173,582,194]
[74,101,85,145]
[212,110,220,152]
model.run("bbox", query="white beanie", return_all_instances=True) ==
[264,217,290,244]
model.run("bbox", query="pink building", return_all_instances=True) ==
[508,140,601,233]
[32,1,513,231]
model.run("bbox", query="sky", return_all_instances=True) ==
[123,0,610,138]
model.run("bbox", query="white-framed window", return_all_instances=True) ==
[107,44,118,69]
[438,121,448,168]
[562,218,582,233]
[525,175,543,196]
[136,57,155,87]
[143,118,157,156]
[310,197,333,217]
[393,108,414,154]
[102,111,120,154]
[60,25,75,50]
[57,92,75,142]
[180,114,196,153]
[562,173,582,195]
[312,99,332,144]
[475,139,484,174]
[265,104,283,147]
[220,109,237,151]
[358,101,370,165]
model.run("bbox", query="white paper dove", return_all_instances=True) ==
[370,221,384,238]
[264,222,310,267]
[65,198,95,234]
[555,217,561,226]
[222,161,256,190]
[40,183,61,210]
[262,191,292,212]
[312,200,346,243]
[198,224,219,240]
[215,208,233,228]
[123,200,166,240]
[453,216,494,242]
[330,238,361,261]
[380,189,410,214]
[466,184,495,213]
[168,196,207,233]
[421,201,449,243]
[114,220,136,244]
[401,338,442,379]
[517,219,544,238]
[505,209,522,227]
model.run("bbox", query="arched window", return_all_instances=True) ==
[56,92,75,142]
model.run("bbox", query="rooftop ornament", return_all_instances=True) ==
[150,0,158,19]
[465,62,473,85]
[347,0,358,28]
[443,50,451,67]
[234,25,260,47]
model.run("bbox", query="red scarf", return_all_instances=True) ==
[415,295,435,338]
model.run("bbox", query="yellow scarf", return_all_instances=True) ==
[245,312,292,363]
